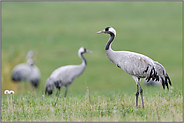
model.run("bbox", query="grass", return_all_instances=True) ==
[1,1,183,122]
[1,87,183,122]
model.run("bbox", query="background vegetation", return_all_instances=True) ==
[1,1,183,122]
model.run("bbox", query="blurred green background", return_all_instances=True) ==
[1,1,182,96]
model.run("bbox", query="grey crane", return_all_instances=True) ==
[97,27,172,108]
[45,47,92,98]
[11,51,41,88]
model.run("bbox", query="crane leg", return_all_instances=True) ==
[64,85,69,97]
[135,84,139,108]
[138,83,144,109]
[56,89,60,97]
[132,76,144,109]
[53,88,60,107]
[32,86,36,95]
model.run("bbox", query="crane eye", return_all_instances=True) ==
[105,27,110,31]
[84,48,86,52]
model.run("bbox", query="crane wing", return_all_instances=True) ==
[116,51,155,78]
[11,63,32,81]
[50,65,85,85]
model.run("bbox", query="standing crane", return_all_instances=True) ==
[11,51,41,89]
[97,27,171,108]
[45,47,92,98]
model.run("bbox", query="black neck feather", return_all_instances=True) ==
[105,33,115,50]
[81,53,87,65]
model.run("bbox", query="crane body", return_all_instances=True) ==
[106,49,155,78]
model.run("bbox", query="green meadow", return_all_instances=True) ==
[1,1,183,122]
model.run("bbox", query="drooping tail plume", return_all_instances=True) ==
[148,61,172,90]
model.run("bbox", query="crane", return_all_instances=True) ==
[11,51,41,89]
[45,47,92,98]
[97,27,172,108]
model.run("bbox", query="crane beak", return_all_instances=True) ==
[86,49,92,53]
[97,29,105,34]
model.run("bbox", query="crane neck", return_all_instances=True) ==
[105,33,115,50]
[78,53,87,66]
[26,58,34,66]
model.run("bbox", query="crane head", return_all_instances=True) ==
[45,78,55,95]
[78,47,92,54]
[26,51,34,59]
[97,27,116,36]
